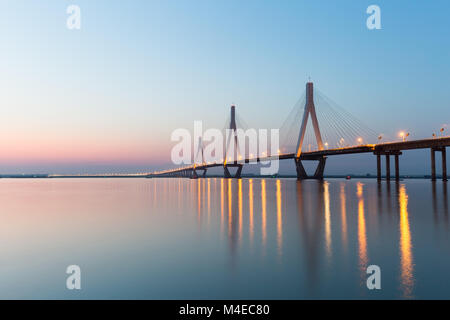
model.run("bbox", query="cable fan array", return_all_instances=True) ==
[279,88,380,154]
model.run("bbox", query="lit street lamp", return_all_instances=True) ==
[399,131,409,142]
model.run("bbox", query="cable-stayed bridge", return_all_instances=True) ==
[149,82,449,181]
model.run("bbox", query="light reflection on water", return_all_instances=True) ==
[0,178,448,299]
[357,182,368,283]
[399,184,414,298]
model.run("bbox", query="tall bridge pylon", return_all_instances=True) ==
[295,82,327,180]
[224,104,243,178]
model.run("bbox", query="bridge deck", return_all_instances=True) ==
[375,136,450,152]
[150,137,450,177]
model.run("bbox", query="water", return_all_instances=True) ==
[0,178,448,299]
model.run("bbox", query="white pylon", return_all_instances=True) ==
[296,82,324,157]
[224,104,241,164]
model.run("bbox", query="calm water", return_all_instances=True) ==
[0,178,448,299]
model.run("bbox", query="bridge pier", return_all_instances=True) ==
[314,157,327,179]
[385,154,391,181]
[377,154,381,180]
[195,168,207,178]
[295,158,308,179]
[294,156,327,180]
[395,154,400,181]
[431,148,436,181]
[224,164,243,179]
[375,151,401,181]
[443,147,447,182]
[431,147,448,181]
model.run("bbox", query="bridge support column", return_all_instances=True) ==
[195,168,207,178]
[224,164,243,179]
[375,151,401,181]
[376,154,381,181]
[395,154,400,181]
[295,158,308,180]
[191,168,198,179]
[442,147,447,182]
[431,148,436,181]
[385,155,391,181]
[313,157,327,179]
[295,156,327,180]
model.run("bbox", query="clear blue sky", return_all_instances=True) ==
[0,1,448,174]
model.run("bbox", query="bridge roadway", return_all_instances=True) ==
[148,136,450,181]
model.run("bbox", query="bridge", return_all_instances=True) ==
[149,82,449,182]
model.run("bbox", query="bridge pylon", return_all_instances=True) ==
[224,104,243,178]
[193,136,207,178]
[295,82,326,180]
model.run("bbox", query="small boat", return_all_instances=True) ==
[346,175,351,180]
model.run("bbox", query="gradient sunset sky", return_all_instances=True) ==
[0,1,449,174]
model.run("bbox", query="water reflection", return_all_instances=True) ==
[324,181,331,259]
[357,182,368,279]
[249,179,254,245]
[238,179,243,245]
[228,179,232,237]
[276,180,283,257]
[398,184,414,298]
[197,179,201,222]
[445,183,449,219]
[296,181,323,293]
[207,179,211,222]
[220,178,224,235]
[182,178,444,298]
[3,178,448,299]
[261,179,267,250]
[432,182,449,230]
[340,183,348,252]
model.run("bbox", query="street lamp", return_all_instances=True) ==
[357,137,363,145]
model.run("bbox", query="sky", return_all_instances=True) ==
[0,0,449,174]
